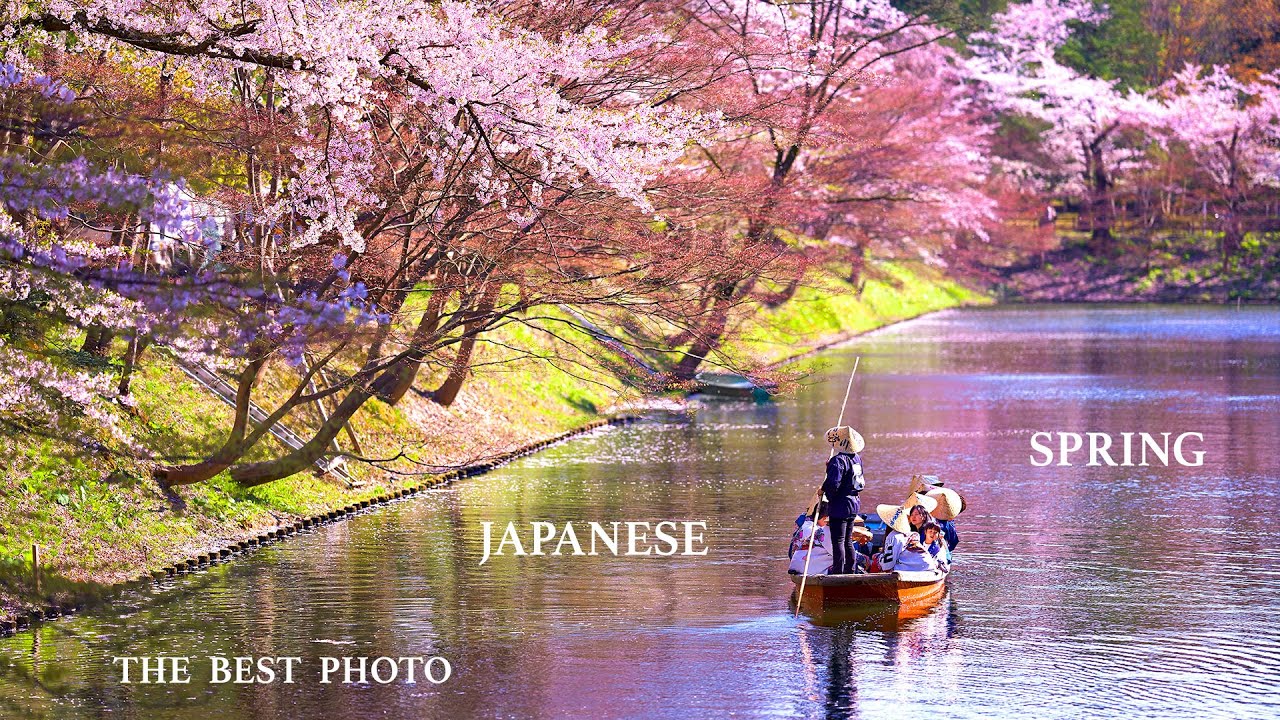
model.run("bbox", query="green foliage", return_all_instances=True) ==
[892,0,1008,35]
[1058,0,1164,90]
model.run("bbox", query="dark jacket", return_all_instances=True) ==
[822,452,864,519]
[938,519,959,551]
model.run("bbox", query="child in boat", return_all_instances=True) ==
[921,520,950,573]
[850,525,873,573]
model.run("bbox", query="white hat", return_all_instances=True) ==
[877,494,938,535]
[825,426,865,453]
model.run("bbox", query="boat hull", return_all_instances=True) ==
[691,371,772,399]
[790,570,946,606]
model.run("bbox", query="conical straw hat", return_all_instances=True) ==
[926,487,964,520]
[907,474,942,494]
[825,425,865,453]
[877,493,937,535]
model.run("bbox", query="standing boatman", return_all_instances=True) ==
[822,426,866,575]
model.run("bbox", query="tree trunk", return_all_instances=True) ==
[431,286,500,407]
[81,215,137,357]
[369,287,449,405]
[230,375,377,487]
[81,324,114,358]
[227,284,503,486]
[1221,136,1244,261]
[1087,144,1113,255]
[759,278,800,308]
[431,336,477,407]
[847,242,866,288]
[155,355,268,486]
[116,334,150,396]
[1222,202,1243,260]
[672,285,735,381]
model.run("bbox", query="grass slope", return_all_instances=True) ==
[729,261,987,367]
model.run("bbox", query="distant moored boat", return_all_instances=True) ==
[692,371,773,400]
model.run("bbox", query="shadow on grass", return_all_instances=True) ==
[562,394,598,415]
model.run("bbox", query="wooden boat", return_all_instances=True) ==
[692,371,772,399]
[790,569,946,607]
[795,594,949,628]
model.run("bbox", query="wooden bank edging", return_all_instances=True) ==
[0,415,638,638]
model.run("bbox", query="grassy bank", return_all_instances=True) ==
[993,217,1280,302]
[727,260,988,367]
[0,257,983,623]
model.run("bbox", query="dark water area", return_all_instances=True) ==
[3,304,1279,719]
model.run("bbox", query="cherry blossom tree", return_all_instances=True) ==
[0,62,378,449]
[1158,64,1280,258]
[10,0,726,486]
[806,42,997,284]
[0,63,182,443]
[967,0,1166,253]
[4,0,1014,488]
[656,0,991,380]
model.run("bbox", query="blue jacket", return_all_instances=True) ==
[822,452,863,519]
[939,519,959,551]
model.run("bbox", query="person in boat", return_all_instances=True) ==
[851,516,873,557]
[921,520,950,573]
[876,495,941,573]
[911,477,961,549]
[822,426,866,575]
[850,525,873,573]
[925,487,963,559]
[908,503,931,537]
[787,504,834,575]
[791,499,828,542]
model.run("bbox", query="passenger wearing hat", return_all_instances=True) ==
[821,425,866,575]
[908,504,931,536]
[849,525,873,574]
[913,475,944,492]
[877,494,942,573]
[787,507,834,575]
[925,487,964,558]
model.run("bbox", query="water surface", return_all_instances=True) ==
[3,304,1278,719]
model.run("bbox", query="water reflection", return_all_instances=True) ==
[798,598,960,720]
[822,624,856,719]
[2,305,1278,719]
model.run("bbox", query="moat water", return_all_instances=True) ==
[3,305,1278,719]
